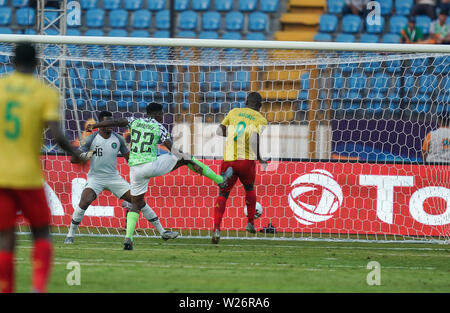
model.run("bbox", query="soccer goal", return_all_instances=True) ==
[1,34,449,243]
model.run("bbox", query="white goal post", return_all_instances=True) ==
[1,34,449,243]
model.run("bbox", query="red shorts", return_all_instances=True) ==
[220,160,256,193]
[0,188,51,230]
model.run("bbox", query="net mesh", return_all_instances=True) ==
[1,40,449,242]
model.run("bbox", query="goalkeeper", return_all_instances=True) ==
[86,103,233,250]
[65,111,179,244]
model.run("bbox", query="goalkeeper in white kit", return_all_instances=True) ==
[64,111,178,243]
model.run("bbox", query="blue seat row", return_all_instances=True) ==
[0,6,34,26]
[80,0,279,13]
[315,32,401,43]
[327,0,411,16]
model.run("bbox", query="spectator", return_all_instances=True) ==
[400,17,424,43]
[411,0,437,21]
[429,12,450,43]
[343,0,371,19]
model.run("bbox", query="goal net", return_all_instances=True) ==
[2,35,450,243]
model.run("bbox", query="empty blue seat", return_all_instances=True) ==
[247,32,266,40]
[103,0,121,10]
[44,11,58,26]
[199,31,218,39]
[86,8,105,28]
[132,9,151,28]
[319,14,338,33]
[156,10,170,29]
[260,0,279,13]
[342,14,361,33]
[44,28,59,35]
[154,30,169,37]
[417,74,438,95]
[91,69,112,89]
[69,68,88,89]
[368,73,390,99]
[366,16,384,33]
[177,30,196,38]
[116,69,135,90]
[389,15,408,34]
[232,71,250,90]
[239,0,257,12]
[81,0,98,9]
[248,12,268,32]
[12,0,28,6]
[202,11,221,30]
[359,33,378,43]
[416,15,431,35]
[215,0,233,11]
[109,9,128,28]
[16,7,35,26]
[395,0,413,16]
[314,32,332,41]
[130,29,149,37]
[408,57,428,75]
[0,7,12,25]
[327,0,344,14]
[433,56,450,75]
[124,0,143,10]
[380,0,392,15]
[179,10,197,30]
[138,70,158,90]
[225,11,244,31]
[148,0,165,11]
[382,33,400,43]
[84,29,105,36]
[175,0,189,11]
[336,33,355,42]
[222,31,241,40]
[0,27,12,34]
[109,29,128,37]
[193,0,211,11]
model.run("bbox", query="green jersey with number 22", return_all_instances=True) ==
[126,117,171,166]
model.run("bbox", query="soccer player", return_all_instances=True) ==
[65,111,178,244]
[422,110,450,163]
[0,42,84,293]
[211,92,268,244]
[86,102,233,250]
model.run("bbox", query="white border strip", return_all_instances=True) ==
[1,34,450,53]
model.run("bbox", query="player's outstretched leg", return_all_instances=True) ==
[65,188,96,244]
[185,157,234,188]
[121,195,178,241]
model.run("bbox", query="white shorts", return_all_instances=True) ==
[130,153,179,196]
[85,173,130,198]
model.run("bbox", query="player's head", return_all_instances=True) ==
[13,42,38,73]
[245,92,263,111]
[146,102,164,122]
[438,110,450,127]
[98,111,113,134]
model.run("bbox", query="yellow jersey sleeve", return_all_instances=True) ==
[221,108,236,126]
[41,85,60,122]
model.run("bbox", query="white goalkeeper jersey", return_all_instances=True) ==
[79,132,129,177]
[423,127,450,163]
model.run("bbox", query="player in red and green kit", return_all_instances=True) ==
[212,92,268,244]
[87,103,233,250]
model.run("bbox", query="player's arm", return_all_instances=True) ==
[46,121,83,162]
[70,133,95,163]
[422,133,431,164]
[116,133,130,163]
[216,124,227,137]
[87,118,129,132]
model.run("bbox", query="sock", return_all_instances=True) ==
[141,204,165,235]
[67,205,86,237]
[32,239,52,293]
[125,211,140,241]
[214,196,227,230]
[187,157,223,184]
[245,190,257,225]
[0,251,14,293]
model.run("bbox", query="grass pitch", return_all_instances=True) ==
[14,234,450,293]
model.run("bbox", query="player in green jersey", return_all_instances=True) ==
[87,103,233,250]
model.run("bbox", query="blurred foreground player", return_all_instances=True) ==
[422,110,450,163]
[0,42,83,292]
[212,92,268,244]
